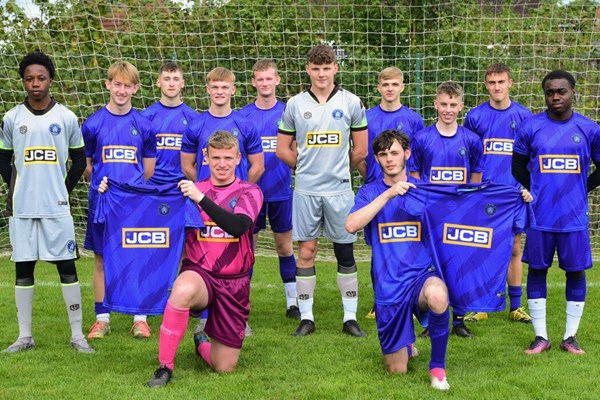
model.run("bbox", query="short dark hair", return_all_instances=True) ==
[372,129,410,155]
[485,63,511,80]
[19,51,55,79]
[542,69,576,89]
[158,61,183,75]
[307,44,336,65]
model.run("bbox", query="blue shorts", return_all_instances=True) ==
[253,198,293,234]
[522,229,592,272]
[374,271,437,355]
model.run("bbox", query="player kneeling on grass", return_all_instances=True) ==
[345,130,450,390]
[147,130,263,388]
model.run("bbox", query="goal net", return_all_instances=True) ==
[1,0,599,261]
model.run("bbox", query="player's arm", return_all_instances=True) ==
[349,128,368,168]
[84,157,93,180]
[181,152,197,182]
[587,160,600,192]
[409,171,421,180]
[143,157,156,181]
[356,160,367,178]
[470,172,482,183]
[66,147,86,194]
[346,181,416,233]
[511,152,530,190]
[0,149,13,184]
[276,132,297,169]
[246,152,265,183]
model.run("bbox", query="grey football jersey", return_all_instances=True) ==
[0,101,84,217]
[279,86,367,195]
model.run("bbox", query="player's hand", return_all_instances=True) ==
[520,189,533,203]
[178,179,204,203]
[387,181,416,198]
[98,176,109,193]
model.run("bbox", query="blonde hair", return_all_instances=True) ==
[378,67,404,83]
[107,61,139,85]
[207,130,239,152]
[253,59,278,74]
[206,67,235,84]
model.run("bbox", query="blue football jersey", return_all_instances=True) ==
[239,101,292,201]
[407,125,484,184]
[464,101,532,186]
[513,111,600,232]
[365,105,424,184]
[400,182,529,312]
[181,110,263,181]
[94,180,199,315]
[351,177,437,305]
[141,101,200,185]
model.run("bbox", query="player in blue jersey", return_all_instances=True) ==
[463,63,533,324]
[358,66,425,320]
[83,61,157,340]
[0,51,93,354]
[181,67,264,183]
[346,130,451,391]
[239,59,299,319]
[142,62,200,185]
[408,81,484,338]
[513,70,600,355]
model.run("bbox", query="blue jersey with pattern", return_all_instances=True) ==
[513,111,600,232]
[407,125,484,184]
[365,105,424,183]
[400,182,529,312]
[141,102,200,185]
[239,101,292,201]
[351,176,437,305]
[94,180,200,315]
[181,110,263,181]
[464,101,532,186]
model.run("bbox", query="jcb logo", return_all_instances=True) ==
[306,131,341,147]
[102,146,137,163]
[122,228,169,248]
[539,155,580,173]
[379,222,421,243]
[443,224,493,248]
[24,147,58,164]
[484,139,513,155]
[197,222,238,242]
[157,134,182,150]
[430,168,466,184]
[262,136,277,152]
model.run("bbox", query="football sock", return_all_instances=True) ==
[280,255,297,308]
[133,315,147,323]
[15,285,34,338]
[337,265,358,322]
[451,312,464,327]
[508,285,522,311]
[527,298,547,340]
[564,272,586,339]
[564,301,585,340]
[61,282,84,339]
[429,367,446,381]
[284,282,298,308]
[296,267,316,321]
[428,309,450,370]
[95,302,110,323]
[198,342,213,367]
[158,300,189,370]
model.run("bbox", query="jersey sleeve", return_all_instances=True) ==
[82,119,97,158]
[349,96,368,130]
[0,114,13,150]
[243,124,263,156]
[181,119,201,153]
[350,184,374,214]
[463,111,477,137]
[468,132,484,173]
[141,122,157,158]
[414,115,425,132]
[66,110,84,149]
[513,121,531,156]
[407,133,423,173]
[278,100,296,136]
[589,121,600,163]
[233,183,264,222]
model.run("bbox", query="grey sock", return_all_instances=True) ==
[61,283,84,340]
[15,286,34,338]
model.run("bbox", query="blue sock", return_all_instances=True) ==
[428,309,450,370]
[508,285,522,311]
[566,272,586,302]
[526,269,548,299]
[279,255,297,283]
[249,266,254,280]
[95,301,110,315]
[200,308,209,320]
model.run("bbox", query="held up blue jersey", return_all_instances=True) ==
[400,182,529,312]
[95,180,203,315]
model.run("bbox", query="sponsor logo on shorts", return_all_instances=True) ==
[24,147,58,164]
[197,221,239,242]
[484,139,513,155]
[102,146,138,163]
[261,136,277,152]
[443,223,493,248]
[306,131,341,147]
[378,222,421,243]
[539,154,580,173]
[122,228,170,248]
[49,123,62,136]
[67,240,77,253]
[156,133,182,150]
[429,167,466,184]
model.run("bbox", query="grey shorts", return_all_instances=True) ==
[9,216,79,262]
[292,191,357,243]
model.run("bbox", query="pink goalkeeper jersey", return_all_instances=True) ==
[185,177,263,275]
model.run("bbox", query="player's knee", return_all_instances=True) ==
[15,261,35,286]
[170,281,198,307]
[56,260,78,284]
[333,242,355,267]
[566,271,585,280]
[385,360,408,374]
[212,359,237,373]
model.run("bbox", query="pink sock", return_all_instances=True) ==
[158,300,190,370]
[199,342,213,367]
[429,367,446,381]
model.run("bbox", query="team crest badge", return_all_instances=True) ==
[485,203,497,215]
[303,112,312,120]
[510,120,517,130]
[19,125,28,134]
[182,118,188,126]
[159,203,170,215]
[229,198,238,209]
[446,200,458,211]
[397,122,404,131]
[572,134,582,144]
[332,109,344,120]
[130,127,139,136]
[67,240,76,253]
[231,129,240,137]
[49,123,61,136]
[458,147,467,157]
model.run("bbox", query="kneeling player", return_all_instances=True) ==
[346,130,450,390]
[147,130,263,387]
